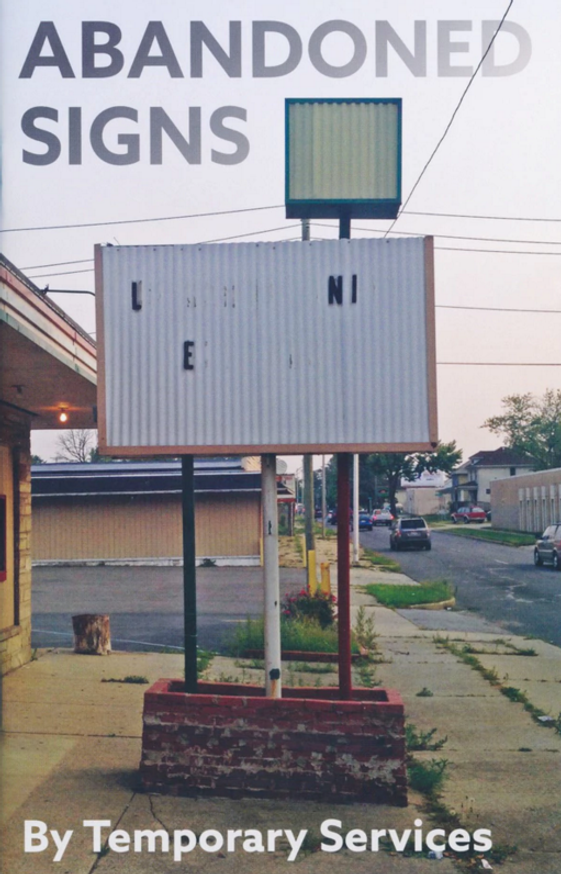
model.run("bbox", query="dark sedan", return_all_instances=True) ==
[390,517,431,551]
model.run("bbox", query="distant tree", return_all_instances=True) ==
[30,454,46,464]
[55,429,97,463]
[321,442,462,516]
[483,390,561,470]
[363,441,462,516]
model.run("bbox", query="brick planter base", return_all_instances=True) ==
[140,680,407,805]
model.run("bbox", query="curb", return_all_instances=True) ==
[404,597,456,611]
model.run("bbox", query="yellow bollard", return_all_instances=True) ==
[307,550,318,594]
[320,562,331,595]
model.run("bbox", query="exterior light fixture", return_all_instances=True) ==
[59,409,69,424]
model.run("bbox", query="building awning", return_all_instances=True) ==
[0,255,97,429]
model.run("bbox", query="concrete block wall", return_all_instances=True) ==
[140,680,407,805]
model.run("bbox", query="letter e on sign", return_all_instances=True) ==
[183,341,195,370]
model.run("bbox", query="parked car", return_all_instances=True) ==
[390,517,431,551]
[371,508,394,527]
[358,513,373,531]
[534,524,561,569]
[451,506,487,524]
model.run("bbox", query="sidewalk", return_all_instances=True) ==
[1,567,560,873]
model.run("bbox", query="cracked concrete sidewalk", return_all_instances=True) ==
[1,571,561,873]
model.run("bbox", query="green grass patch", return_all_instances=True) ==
[228,617,360,656]
[101,675,149,684]
[443,527,535,546]
[363,579,453,608]
[362,547,401,573]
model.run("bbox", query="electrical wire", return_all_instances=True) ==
[384,0,515,236]
[314,221,561,248]
[1,203,284,234]
[437,305,561,314]
[404,210,561,224]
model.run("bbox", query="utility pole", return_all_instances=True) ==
[262,454,281,697]
[301,219,316,590]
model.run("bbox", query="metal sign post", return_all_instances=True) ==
[181,456,198,693]
[337,453,352,700]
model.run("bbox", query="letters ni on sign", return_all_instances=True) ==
[95,237,437,456]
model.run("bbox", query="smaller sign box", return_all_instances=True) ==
[96,237,436,456]
[286,98,402,220]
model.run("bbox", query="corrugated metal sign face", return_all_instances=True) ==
[96,238,437,456]
[286,99,401,219]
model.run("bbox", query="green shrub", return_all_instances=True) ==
[228,616,359,655]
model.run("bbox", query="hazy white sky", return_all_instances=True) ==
[2,0,560,470]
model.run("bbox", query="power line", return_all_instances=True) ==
[436,245,561,256]
[405,210,561,224]
[1,204,284,234]
[197,224,301,245]
[22,257,94,270]
[26,225,303,278]
[28,268,94,279]
[437,304,561,314]
[385,0,515,236]
[315,221,561,248]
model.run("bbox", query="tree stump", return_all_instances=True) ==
[72,614,111,655]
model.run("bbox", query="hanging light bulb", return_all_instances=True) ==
[59,409,68,424]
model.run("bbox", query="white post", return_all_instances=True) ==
[353,453,360,564]
[321,454,327,539]
[262,454,281,698]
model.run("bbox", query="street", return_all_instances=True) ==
[31,528,561,654]
[361,525,561,646]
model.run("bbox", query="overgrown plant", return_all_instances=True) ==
[407,758,449,796]
[228,616,360,656]
[281,588,337,629]
[405,723,448,751]
[353,606,378,655]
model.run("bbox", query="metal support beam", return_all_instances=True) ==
[304,454,315,585]
[337,453,352,700]
[182,456,197,693]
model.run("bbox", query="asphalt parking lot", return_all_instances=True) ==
[32,565,307,653]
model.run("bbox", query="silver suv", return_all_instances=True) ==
[534,524,561,570]
[390,517,431,551]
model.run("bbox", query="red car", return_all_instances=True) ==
[451,506,487,524]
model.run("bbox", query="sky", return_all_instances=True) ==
[1,0,561,473]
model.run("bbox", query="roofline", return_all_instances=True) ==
[0,252,96,352]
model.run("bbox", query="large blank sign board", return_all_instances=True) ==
[96,237,437,456]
